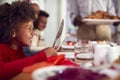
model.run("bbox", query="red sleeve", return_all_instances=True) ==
[0,50,47,80]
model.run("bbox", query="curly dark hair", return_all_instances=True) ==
[39,10,49,17]
[0,1,35,43]
[34,10,49,29]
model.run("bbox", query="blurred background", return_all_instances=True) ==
[0,0,119,46]
[0,0,77,47]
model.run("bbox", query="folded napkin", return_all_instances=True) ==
[23,62,53,73]
[23,54,79,73]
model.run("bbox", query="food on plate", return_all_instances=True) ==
[114,58,120,64]
[66,41,75,46]
[32,66,107,80]
[85,10,119,19]
[97,40,106,44]
[110,16,119,19]
[47,66,107,80]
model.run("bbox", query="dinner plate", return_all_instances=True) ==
[57,52,74,58]
[32,66,67,80]
[76,53,94,60]
[61,44,74,49]
[87,64,120,79]
[82,19,120,25]
[32,66,106,80]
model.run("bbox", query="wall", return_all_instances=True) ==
[44,0,67,47]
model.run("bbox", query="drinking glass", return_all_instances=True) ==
[74,40,94,67]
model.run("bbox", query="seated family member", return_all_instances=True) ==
[30,10,50,52]
[30,0,40,19]
[0,1,56,80]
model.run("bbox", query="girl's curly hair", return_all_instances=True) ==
[0,1,35,43]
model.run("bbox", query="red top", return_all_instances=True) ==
[0,43,47,80]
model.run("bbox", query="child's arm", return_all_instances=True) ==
[0,50,47,80]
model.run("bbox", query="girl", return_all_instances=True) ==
[0,1,56,80]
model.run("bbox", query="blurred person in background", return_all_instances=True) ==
[29,10,49,54]
[30,0,40,19]
[70,0,117,41]
[113,0,120,44]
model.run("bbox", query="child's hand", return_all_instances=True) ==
[54,46,61,52]
[73,16,83,26]
[44,47,57,58]
[113,22,120,27]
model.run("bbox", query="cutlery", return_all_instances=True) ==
[52,19,64,47]
[106,41,116,47]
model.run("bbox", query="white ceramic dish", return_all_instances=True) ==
[57,52,74,58]
[61,45,74,49]
[32,66,67,80]
[76,53,94,60]
[82,19,120,25]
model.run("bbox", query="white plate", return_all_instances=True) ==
[82,19,120,25]
[76,53,94,60]
[32,66,67,80]
[61,45,74,49]
[57,52,74,58]
[88,64,119,79]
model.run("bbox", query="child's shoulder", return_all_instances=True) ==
[34,29,41,34]
[0,44,9,54]
[0,43,7,46]
[0,43,9,50]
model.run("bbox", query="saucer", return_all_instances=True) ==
[76,53,94,60]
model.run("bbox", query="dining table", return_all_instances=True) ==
[11,40,120,80]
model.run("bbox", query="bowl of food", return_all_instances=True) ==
[32,65,107,80]
[82,10,120,25]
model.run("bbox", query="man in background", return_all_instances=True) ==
[70,0,117,41]
[113,0,120,44]
[30,0,40,19]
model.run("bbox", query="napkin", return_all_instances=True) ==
[107,45,120,64]
[23,54,79,73]
[93,44,120,66]
[93,44,110,66]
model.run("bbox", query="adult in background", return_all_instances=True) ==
[29,10,49,53]
[70,0,117,41]
[30,0,40,19]
[113,0,120,44]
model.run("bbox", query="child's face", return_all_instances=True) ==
[31,4,40,19]
[14,20,34,46]
[38,16,47,31]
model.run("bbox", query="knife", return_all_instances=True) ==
[52,19,64,47]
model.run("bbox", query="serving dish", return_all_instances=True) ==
[82,19,120,25]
